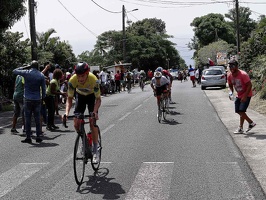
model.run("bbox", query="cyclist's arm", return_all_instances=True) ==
[93,97,101,120]
[150,81,155,90]
[65,96,73,116]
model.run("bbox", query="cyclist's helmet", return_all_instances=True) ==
[162,69,169,76]
[75,62,89,75]
[154,71,162,78]
[155,67,163,72]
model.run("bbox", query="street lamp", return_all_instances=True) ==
[122,5,138,62]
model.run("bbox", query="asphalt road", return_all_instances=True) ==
[0,80,265,199]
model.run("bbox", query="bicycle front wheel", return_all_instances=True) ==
[91,125,102,171]
[157,101,163,123]
[73,133,86,185]
[162,98,168,120]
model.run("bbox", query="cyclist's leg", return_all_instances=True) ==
[156,86,163,109]
[73,93,86,132]
[87,94,99,153]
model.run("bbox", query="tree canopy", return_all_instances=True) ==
[0,0,27,36]
[79,18,185,71]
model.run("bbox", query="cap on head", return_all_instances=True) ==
[228,59,238,66]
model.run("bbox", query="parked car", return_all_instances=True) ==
[209,65,226,74]
[209,65,228,81]
[201,68,226,90]
[169,68,178,79]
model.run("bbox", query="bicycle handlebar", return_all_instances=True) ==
[62,113,97,128]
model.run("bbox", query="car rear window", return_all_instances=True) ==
[204,70,222,75]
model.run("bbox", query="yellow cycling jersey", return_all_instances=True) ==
[68,73,101,98]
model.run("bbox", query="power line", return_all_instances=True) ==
[57,0,98,37]
[91,0,122,13]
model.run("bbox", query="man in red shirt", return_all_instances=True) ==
[115,70,121,92]
[227,59,256,134]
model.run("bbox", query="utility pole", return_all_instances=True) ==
[29,0,38,60]
[122,5,126,63]
[235,0,240,54]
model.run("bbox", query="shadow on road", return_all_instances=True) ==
[77,167,125,199]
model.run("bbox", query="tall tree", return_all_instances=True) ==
[36,28,76,67]
[79,18,185,71]
[190,13,235,49]
[0,31,30,98]
[0,0,27,36]
[225,7,256,43]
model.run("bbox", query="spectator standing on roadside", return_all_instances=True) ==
[115,70,121,92]
[188,65,196,87]
[120,70,125,91]
[13,60,46,143]
[11,73,25,134]
[227,59,256,134]
[99,68,107,95]
[45,69,66,131]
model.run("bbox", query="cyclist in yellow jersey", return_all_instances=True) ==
[65,62,101,163]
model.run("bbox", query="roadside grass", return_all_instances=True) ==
[250,92,266,116]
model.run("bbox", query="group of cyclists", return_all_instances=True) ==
[63,62,173,164]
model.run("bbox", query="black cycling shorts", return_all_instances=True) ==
[155,85,168,96]
[74,93,95,114]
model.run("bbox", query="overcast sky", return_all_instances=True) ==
[10,0,266,66]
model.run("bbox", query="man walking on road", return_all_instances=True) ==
[227,59,256,134]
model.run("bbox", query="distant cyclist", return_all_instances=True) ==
[64,62,101,163]
[150,71,170,109]
[139,70,146,89]
[125,70,132,92]
[162,69,173,103]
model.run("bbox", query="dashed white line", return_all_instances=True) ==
[118,112,131,121]
[101,124,115,135]
[125,162,174,200]
[0,163,47,197]
[134,105,142,110]
[41,155,72,179]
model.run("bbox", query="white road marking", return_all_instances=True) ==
[134,105,142,110]
[101,124,115,136]
[118,112,131,121]
[125,162,174,200]
[0,123,12,129]
[41,155,72,178]
[0,163,47,197]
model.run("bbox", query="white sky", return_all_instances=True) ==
[10,0,266,66]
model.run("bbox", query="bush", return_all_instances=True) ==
[260,84,266,100]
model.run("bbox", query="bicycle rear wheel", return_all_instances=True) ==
[73,133,86,185]
[157,101,163,123]
[91,126,102,171]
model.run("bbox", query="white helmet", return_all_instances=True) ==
[154,71,162,78]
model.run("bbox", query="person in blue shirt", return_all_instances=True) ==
[13,60,46,144]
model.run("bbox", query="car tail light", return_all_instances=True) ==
[201,76,205,80]
[221,75,225,79]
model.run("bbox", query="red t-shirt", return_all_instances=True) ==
[227,70,252,98]
[115,73,121,81]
